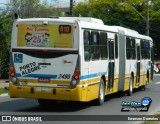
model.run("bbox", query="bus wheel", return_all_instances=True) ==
[96,79,105,105]
[127,76,133,96]
[142,78,148,90]
[37,99,57,106]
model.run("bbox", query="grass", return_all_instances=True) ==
[0,79,9,82]
[141,111,160,124]
[0,88,9,95]
[143,122,160,124]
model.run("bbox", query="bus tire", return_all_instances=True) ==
[37,99,57,106]
[96,79,105,105]
[142,78,148,90]
[127,76,133,96]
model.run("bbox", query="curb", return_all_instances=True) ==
[0,93,8,97]
[0,80,9,83]
[154,74,160,76]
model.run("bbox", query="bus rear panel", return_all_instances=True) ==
[9,19,83,101]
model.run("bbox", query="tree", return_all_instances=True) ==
[0,12,12,78]
[74,0,160,59]
[0,0,64,79]
[9,0,63,18]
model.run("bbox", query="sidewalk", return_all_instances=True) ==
[0,80,9,89]
[0,80,9,97]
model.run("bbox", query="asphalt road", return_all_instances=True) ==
[0,75,160,124]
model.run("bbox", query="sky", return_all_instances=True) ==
[41,0,85,4]
[0,0,85,9]
[0,0,85,10]
[0,0,85,5]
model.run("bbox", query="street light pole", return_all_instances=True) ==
[70,0,73,16]
[146,0,149,36]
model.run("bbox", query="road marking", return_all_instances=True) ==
[154,82,160,84]
[154,74,160,76]
[0,93,8,97]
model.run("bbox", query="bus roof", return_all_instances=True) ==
[111,26,138,34]
[15,17,104,25]
[111,26,153,41]
[79,21,118,33]
[59,17,104,25]
[15,18,77,24]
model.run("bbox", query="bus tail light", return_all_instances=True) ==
[75,69,80,75]
[74,75,79,80]
[10,67,14,72]
[10,66,19,85]
[10,72,15,77]
[10,66,15,77]
[69,56,80,89]
[70,69,80,88]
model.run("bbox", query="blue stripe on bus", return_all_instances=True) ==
[16,71,107,80]
[80,73,97,80]
[100,71,107,76]
[16,73,57,79]
[80,71,107,80]
[146,68,151,70]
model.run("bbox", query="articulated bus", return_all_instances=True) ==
[9,16,154,105]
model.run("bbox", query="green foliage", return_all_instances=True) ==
[0,0,63,79]
[74,0,160,59]
[0,12,12,79]
[0,88,9,95]
[11,0,63,18]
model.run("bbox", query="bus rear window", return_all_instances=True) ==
[17,24,73,48]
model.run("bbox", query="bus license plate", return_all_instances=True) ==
[36,87,51,92]
[38,78,50,83]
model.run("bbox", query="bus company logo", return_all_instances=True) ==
[121,97,152,112]
[2,116,11,121]
[14,54,23,63]
[141,97,152,107]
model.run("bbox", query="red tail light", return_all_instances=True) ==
[74,75,79,80]
[10,72,15,77]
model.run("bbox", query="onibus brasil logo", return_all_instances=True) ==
[121,97,152,112]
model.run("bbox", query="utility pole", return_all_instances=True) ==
[70,0,73,16]
[146,0,149,36]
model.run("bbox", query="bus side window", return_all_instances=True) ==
[84,30,91,61]
[148,41,150,59]
[115,34,118,59]
[131,38,136,59]
[141,40,149,59]
[99,32,108,60]
[91,31,99,60]
[145,40,150,59]
[126,37,131,59]
[144,40,148,59]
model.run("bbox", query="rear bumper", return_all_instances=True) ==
[9,83,83,101]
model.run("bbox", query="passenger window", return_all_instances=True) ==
[91,31,99,60]
[84,30,91,61]
[99,32,108,60]
[115,34,118,59]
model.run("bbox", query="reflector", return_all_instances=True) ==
[74,75,79,80]
[10,67,14,72]
[10,72,15,77]
[75,69,80,75]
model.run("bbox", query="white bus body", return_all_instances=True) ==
[9,17,154,105]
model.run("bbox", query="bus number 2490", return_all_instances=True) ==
[58,74,71,79]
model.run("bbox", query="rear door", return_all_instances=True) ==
[108,40,115,90]
[150,46,154,81]
[136,44,141,84]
